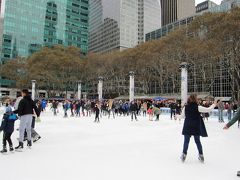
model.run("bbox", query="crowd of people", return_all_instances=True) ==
[45,98,239,124]
[50,99,180,121]
[1,92,240,176]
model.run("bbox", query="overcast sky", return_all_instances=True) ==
[195,0,222,5]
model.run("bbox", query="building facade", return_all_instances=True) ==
[196,0,218,14]
[88,0,161,53]
[160,0,195,26]
[0,0,89,63]
[146,0,240,42]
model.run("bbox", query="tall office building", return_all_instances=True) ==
[0,0,89,62]
[0,0,2,15]
[160,0,195,26]
[196,0,218,14]
[89,0,161,53]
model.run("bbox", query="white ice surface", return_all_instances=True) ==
[0,108,239,180]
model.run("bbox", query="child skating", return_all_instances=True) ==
[0,105,18,154]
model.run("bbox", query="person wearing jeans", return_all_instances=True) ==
[183,135,203,155]
[177,94,217,163]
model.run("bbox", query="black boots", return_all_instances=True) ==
[9,145,14,152]
[15,142,24,151]
[1,145,15,153]
[198,154,205,163]
[0,146,7,153]
[180,153,187,162]
[27,140,32,148]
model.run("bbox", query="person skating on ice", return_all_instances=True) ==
[177,94,218,163]
[147,107,154,121]
[14,89,40,151]
[0,104,18,153]
[223,107,240,177]
[169,101,177,120]
[94,104,100,123]
[130,101,138,121]
[153,106,161,121]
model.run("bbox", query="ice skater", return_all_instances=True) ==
[169,101,177,120]
[107,99,115,119]
[94,104,100,123]
[147,107,154,121]
[153,106,161,121]
[224,107,240,177]
[0,105,18,153]
[14,89,40,151]
[178,94,217,163]
[218,100,224,123]
[130,101,138,121]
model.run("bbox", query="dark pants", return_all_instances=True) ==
[171,109,176,119]
[53,108,57,116]
[76,109,80,117]
[183,135,203,155]
[156,114,160,121]
[143,110,146,117]
[95,113,100,122]
[64,109,68,117]
[131,111,137,120]
[2,132,13,147]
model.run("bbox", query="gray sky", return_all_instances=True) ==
[195,0,222,5]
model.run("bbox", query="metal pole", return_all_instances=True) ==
[129,71,135,102]
[31,80,36,100]
[180,63,189,106]
[98,76,103,101]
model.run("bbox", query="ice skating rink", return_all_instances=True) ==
[0,109,239,180]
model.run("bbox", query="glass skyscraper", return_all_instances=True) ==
[0,0,89,62]
[89,0,161,53]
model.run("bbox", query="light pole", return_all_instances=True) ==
[179,63,190,106]
[98,76,103,101]
[31,80,36,100]
[129,71,135,102]
[77,81,82,100]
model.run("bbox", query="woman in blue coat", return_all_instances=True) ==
[177,94,217,163]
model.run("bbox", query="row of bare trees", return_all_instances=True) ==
[1,8,240,98]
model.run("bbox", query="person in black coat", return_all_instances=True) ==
[130,101,138,121]
[94,104,100,123]
[14,89,40,150]
[0,105,18,153]
[169,101,177,120]
[177,94,217,163]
